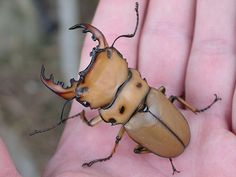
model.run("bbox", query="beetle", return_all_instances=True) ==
[37,2,221,174]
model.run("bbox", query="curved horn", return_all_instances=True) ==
[69,23,108,49]
[40,65,79,100]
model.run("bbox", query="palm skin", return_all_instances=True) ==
[0,0,235,177]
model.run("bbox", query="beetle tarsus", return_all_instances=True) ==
[196,94,222,113]
[82,155,113,167]
[29,113,80,136]
[29,119,66,136]
[168,94,221,114]
[29,101,80,136]
[169,158,180,175]
[29,122,62,136]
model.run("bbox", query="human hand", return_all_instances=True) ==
[42,0,236,177]
[2,0,235,177]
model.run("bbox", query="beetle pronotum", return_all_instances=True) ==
[33,2,221,174]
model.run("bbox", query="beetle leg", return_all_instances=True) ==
[134,145,180,174]
[79,110,102,127]
[134,145,150,154]
[169,158,180,175]
[157,86,166,94]
[168,94,221,113]
[169,95,197,112]
[29,110,101,136]
[82,126,125,167]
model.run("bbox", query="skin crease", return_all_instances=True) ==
[1,0,236,176]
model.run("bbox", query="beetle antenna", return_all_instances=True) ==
[111,2,139,47]
[29,99,75,136]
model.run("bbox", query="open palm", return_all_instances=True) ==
[1,1,235,177]
[41,1,236,177]
[41,0,236,177]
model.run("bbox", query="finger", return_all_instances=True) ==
[0,139,21,177]
[186,0,236,118]
[80,0,148,70]
[139,0,195,95]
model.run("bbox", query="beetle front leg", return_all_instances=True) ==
[79,110,102,127]
[59,109,102,126]
[29,110,102,136]
[168,94,221,113]
[82,126,125,167]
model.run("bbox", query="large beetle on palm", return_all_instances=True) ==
[37,3,220,174]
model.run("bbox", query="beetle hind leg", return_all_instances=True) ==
[169,158,180,175]
[168,94,221,113]
[133,146,180,175]
[194,94,221,113]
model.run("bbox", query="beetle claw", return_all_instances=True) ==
[169,158,180,175]
[82,162,92,167]
[172,168,180,175]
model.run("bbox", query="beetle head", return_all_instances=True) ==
[41,2,139,109]
[75,47,129,109]
[40,24,129,109]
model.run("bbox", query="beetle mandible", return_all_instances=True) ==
[38,2,221,174]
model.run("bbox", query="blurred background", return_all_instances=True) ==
[0,0,98,176]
